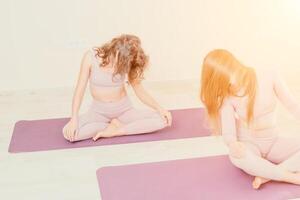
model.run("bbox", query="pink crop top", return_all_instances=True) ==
[220,68,300,144]
[89,48,127,88]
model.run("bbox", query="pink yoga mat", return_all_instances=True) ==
[97,155,300,200]
[9,108,210,153]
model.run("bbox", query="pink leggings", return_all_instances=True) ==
[229,130,300,181]
[71,96,167,141]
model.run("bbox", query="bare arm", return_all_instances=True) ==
[63,51,92,141]
[220,100,246,158]
[131,81,164,111]
[273,71,300,120]
[221,101,238,146]
[130,80,172,126]
[70,51,92,120]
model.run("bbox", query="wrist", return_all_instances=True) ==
[228,141,238,147]
[70,115,78,121]
[156,106,164,112]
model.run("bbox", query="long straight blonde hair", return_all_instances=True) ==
[200,49,257,134]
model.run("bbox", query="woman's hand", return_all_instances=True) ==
[228,141,246,159]
[158,108,172,126]
[63,118,78,142]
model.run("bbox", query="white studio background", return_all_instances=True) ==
[1,0,300,91]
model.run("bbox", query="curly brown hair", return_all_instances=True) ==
[93,34,149,84]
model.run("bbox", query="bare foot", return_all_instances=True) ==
[252,177,270,189]
[110,118,122,129]
[93,119,123,141]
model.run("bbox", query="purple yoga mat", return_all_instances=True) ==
[97,155,300,200]
[9,108,210,153]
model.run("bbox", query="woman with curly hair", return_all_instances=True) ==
[63,34,171,142]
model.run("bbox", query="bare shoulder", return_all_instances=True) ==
[83,50,93,60]
[254,67,279,82]
[80,50,93,69]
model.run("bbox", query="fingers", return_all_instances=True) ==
[93,133,100,141]
[70,131,75,142]
[163,114,169,126]
[67,130,72,142]
[64,127,75,142]
[72,129,77,142]
[65,128,71,141]
[166,116,170,126]
[159,111,172,127]
[70,128,77,142]
[63,132,67,140]
[164,111,172,126]
[68,130,73,142]
[62,128,67,139]
[62,126,66,135]
[63,120,78,142]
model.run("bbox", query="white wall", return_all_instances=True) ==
[1,0,300,91]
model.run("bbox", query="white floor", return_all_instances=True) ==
[1,80,300,200]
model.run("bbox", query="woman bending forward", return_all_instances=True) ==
[201,49,300,189]
[63,34,171,142]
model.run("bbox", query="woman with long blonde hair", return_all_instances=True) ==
[63,34,171,142]
[201,49,300,189]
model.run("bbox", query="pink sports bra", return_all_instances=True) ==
[89,48,126,88]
